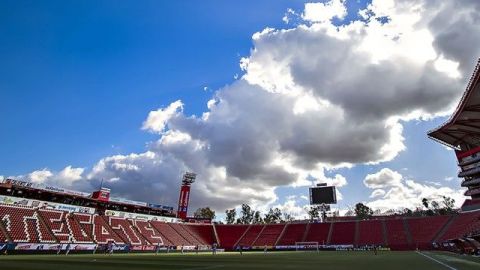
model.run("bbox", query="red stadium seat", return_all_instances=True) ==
[357,219,384,246]
[276,223,307,245]
[0,205,55,243]
[106,216,148,245]
[304,222,330,245]
[237,225,264,247]
[130,219,167,245]
[329,221,356,245]
[385,219,411,250]
[92,215,124,244]
[150,221,190,246]
[407,215,450,249]
[183,224,215,245]
[214,224,249,250]
[252,224,285,246]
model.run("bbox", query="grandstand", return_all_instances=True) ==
[2,193,480,253]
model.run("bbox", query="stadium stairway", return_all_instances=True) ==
[233,224,252,248]
[326,222,334,245]
[185,224,215,245]
[104,216,148,245]
[72,213,95,240]
[250,225,267,246]
[301,223,311,242]
[252,224,285,247]
[385,219,410,250]
[407,215,450,249]
[354,220,359,246]
[437,211,480,241]
[216,225,249,250]
[151,221,190,246]
[432,215,457,243]
[93,215,125,244]
[277,223,307,246]
[66,213,94,243]
[237,225,264,247]
[35,210,59,243]
[38,209,71,243]
[211,223,220,245]
[329,221,356,245]
[169,223,202,245]
[304,222,330,245]
[0,217,11,243]
[182,224,208,244]
[402,218,413,247]
[381,219,388,246]
[357,219,384,246]
[274,223,289,246]
[130,219,167,245]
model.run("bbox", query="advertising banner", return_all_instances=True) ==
[0,195,95,214]
[6,179,90,198]
[104,209,180,223]
[131,245,157,251]
[109,197,148,207]
[15,243,97,251]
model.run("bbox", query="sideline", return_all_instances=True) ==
[415,251,457,270]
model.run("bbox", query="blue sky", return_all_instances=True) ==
[1,0,476,217]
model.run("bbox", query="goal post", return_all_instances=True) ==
[294,242,319,252]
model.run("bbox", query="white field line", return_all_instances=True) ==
[416,251,457,270]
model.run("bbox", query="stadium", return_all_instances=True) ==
[2,1,480,270]
[2,63,480,266]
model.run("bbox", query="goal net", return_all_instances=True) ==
[294,242,320,252]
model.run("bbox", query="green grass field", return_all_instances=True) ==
[0,251,479,270]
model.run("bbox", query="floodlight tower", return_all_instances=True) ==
[177,172,196,219]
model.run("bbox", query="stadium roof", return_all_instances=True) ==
[428,60,480,150]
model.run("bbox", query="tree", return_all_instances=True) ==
[422,198,429,209]
[239,204,254,224]
[354,203,373,220]
[402,208,413,216]
[307,205,321,221]
[194,207,216,220]
[264,208,283,224]
[430,200,441,215]
[253,211,264,224]
[225,209,236,224]
[442,196,456,213]
[283,212,294,222]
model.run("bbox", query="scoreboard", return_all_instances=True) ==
[309,185,337,205]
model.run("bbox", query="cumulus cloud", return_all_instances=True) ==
[142,100,183,133]
[365,168,465,211]
[16,1,480,213]
[364,168,402,189]
[21,166,84,187]
[273,197,309,220]
[370,189,386,199]
[302,0,347,23]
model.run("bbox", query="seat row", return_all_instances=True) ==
[0,204,214,246]
[2,203,480,250]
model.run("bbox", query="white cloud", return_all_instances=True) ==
[370,189,386,198]
[365,168,465,211]
[273,197,309,220]
[142,100,183,133]
[27,169,53,183]
[302,1,347,23]
[20,166,85,188]
[364,168,402,189]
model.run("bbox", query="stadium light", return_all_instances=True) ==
[182,172,196,186]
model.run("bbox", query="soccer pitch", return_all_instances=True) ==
[0,251,479,270]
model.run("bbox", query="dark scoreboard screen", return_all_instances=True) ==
[309,186,337,204]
